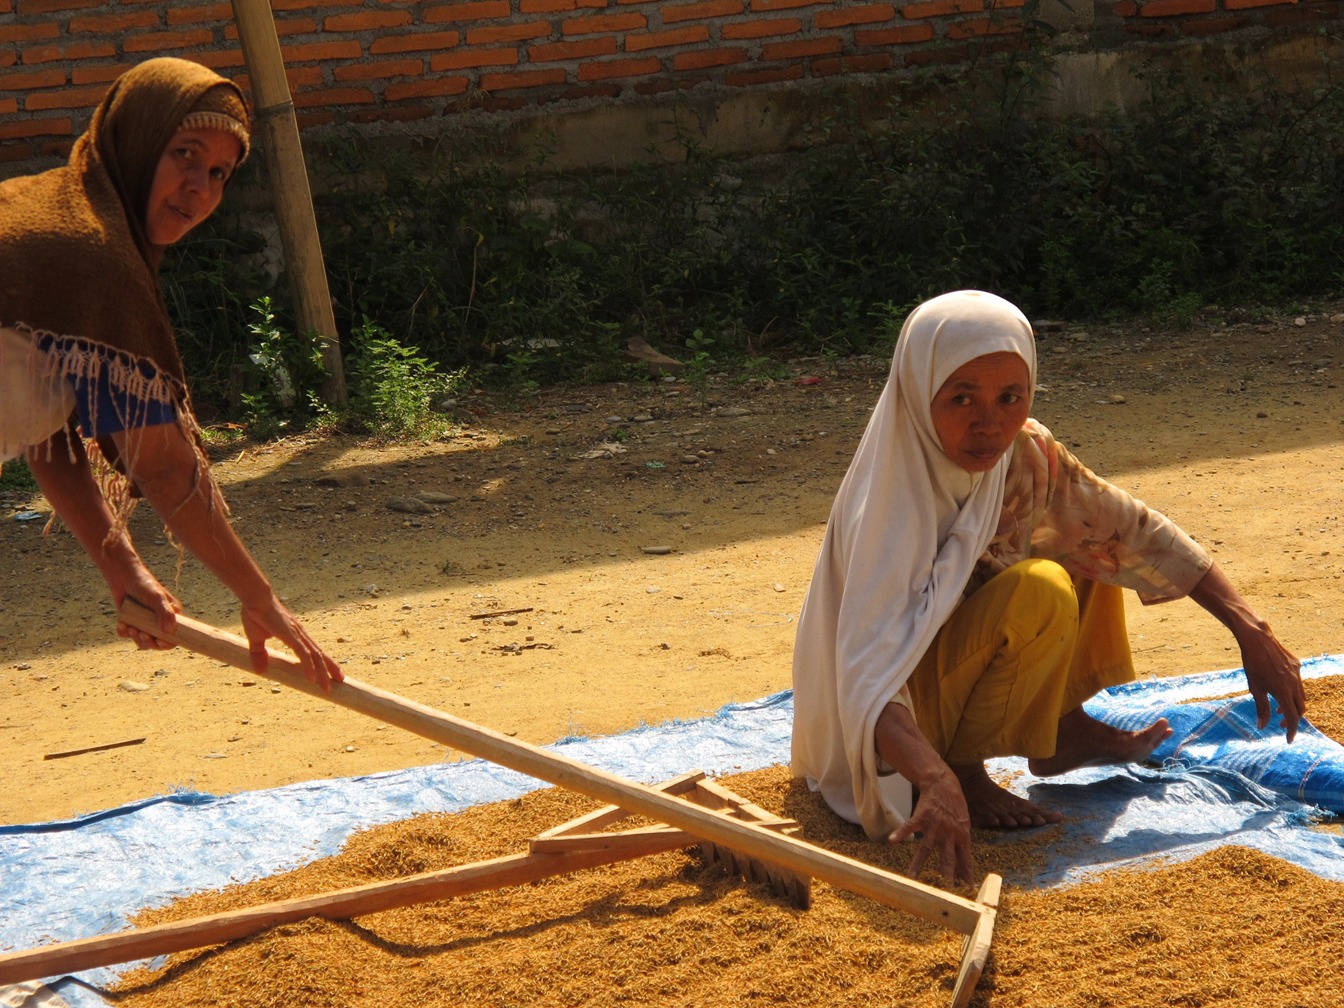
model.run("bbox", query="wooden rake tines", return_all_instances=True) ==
[3,600,1003,1008]
[533,770,812,910]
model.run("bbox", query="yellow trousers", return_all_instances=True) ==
[906,559,1134,764]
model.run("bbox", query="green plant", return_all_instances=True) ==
[0,457,37,493]
[347,319,464,436]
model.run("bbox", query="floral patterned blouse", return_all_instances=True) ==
[966,418,1212,603]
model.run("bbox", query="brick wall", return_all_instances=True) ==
[2,0,1342,169]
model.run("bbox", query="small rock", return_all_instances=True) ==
[773,583,786,592]
[417,491,458,505]
[680,455,701,464]
[119,680,150,693]
[1294,317,1307,327]
[15,663,31,671]
[642,545,673,555]
[344,745,357,753]
[717,406,751,418]
[1110,394,1127,404]
[387,497,433,515]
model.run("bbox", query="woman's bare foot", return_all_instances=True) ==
[1027,707,1172,777]
[951,762,1065,829]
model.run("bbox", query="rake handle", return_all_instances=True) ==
[116,599,990,934]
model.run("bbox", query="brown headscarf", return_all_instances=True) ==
[0,58,249,495]
[0,57,250,428]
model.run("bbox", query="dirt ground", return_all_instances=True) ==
[4,302,1344,827]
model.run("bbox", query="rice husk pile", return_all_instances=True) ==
[106,762,1343,1008]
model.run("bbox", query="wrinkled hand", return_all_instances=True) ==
[111,567,181,651]
[241,595,343,692]
[1239,624,1304,742]
[888,771,977,887]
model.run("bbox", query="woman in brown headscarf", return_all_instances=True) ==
[0,57,341,690]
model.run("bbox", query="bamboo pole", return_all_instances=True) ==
[230,0,347,405]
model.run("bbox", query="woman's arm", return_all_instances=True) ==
[26,428,181,650]
[108,421,342,691]
[874,701,977,885]
[1187,561,1304,741]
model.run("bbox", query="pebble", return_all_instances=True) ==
[642,545,673,554]
[717,406,751,418]
[386,497,433,515]
[119,680,150,693]
[1110,394,1127,404]
[417,491,458,505]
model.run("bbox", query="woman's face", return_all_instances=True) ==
[143,127,241,246]
[930,350,1031,472]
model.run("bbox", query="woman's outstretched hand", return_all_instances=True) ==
[240,594,343,692]
[889,769,978,887]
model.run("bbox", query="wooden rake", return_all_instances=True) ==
[0,601,1001,1007]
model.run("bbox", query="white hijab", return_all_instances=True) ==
[791,290,1037,839]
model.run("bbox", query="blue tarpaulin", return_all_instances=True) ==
[3,657,1342,1007]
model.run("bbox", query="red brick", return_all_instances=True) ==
[902,0,982,17]
[529,36,618,61]
[430,47,517,70]
[26,84,107,111]
[1223,0,1292,8]
[562,12,646,34]
[24,39,117,63]
[1112,0,1138,14]
[292,87,376,108]
[817,3,896,27]
[72,61,136,85]
[751,0,828,9]
[326,10,414,31]
[334,58,424,81]
[1137,0,1213,15]
[627,24,710,50]
[425,2,512,23]
[168,3,233,25]
[724,63,803,85]
[193,49,246,70]
[224,17,317,40]
[124,30,215,52]
[521,0,581,9]
[576,55,660,79]
[385,76,471,100]
[673,45,746,69]
[281,41,364,62]
[722,17,802,38]
[813,52,893,74]
[0,22,59,43]
[68,10,159,32]
[468,21,552,43]
[482,67,569,89]
[663,0,743,23]
[3,67,66,89]
[856,23,935,43]
[284,66,325,89]
[269,0,324,8]
[948,15,1023,36]
[0,114,71,138]
[0,48,15,67]
[762,36,842,58]
[15,0,102,11]
[370,31,461,54]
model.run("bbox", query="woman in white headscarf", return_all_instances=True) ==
[791,290,1304,885]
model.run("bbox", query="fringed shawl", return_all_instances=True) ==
[0,57,248,492]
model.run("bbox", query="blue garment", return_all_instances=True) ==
[38,334,177,436]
